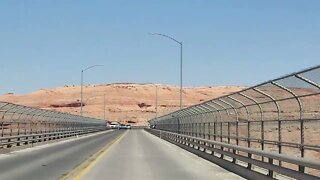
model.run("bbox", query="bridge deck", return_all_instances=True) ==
[0,130,242,180]
[82,130,242,180]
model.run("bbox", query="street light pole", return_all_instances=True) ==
[149,33,183,110]
[104,94,106,121]
[80,64,103,116]
[80,70,84,116]
[180,42,183,110]
[155,84,158,119]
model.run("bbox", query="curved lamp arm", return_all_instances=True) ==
[149,33,182,45]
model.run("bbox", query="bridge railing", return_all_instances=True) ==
[146,128,320,179]
[149,65,320,177]
[0,101,107,149]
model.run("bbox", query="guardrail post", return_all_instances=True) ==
[220,146,224,159]
[7,138,12,148]
[213,121,216,141]
[203,122,205,139]
[278,120,282,167]
[32,135,36,143]
[232,149,237,163]
[1,122,4,137]
[247,120,252,170]
[208,122,211,140]
[17,122,20,136]
[236,121,239,146]
[268,158,274,177]
[199,122,201,138]
[220,122,223,142]
[16,136,20,146]
[24,136,28,145]
[227,122,230,144]
[9,123,12,136]
[299,165,305,173]
[299,120,305,173]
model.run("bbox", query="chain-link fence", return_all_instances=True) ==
[149,65,320,175]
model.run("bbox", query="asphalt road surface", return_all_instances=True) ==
[81,130,243,180]
[0,130,124,180]
[0,129,243,180]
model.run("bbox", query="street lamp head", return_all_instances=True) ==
[82,64,104,72]
[148,32,162,36]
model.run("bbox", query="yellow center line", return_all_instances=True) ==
[60,131,128,180]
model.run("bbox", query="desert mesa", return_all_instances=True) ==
[0,83,245,125]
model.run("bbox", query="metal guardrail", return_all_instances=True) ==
[0,101,108,149]
[0,128,106,149]
[146,129,320,180]
[149,65,320,177]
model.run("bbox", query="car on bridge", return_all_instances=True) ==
[110,122,120,129]
[120,124,127,129]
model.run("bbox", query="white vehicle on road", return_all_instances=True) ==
[110,122,120,129]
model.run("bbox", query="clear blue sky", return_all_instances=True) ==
[0,0,319,94]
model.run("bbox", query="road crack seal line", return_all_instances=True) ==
[59,131,128,180]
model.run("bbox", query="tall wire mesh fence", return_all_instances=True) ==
[149,65,320,175]
[0,102,106,137]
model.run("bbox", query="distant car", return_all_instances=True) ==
[120,124,127,129]
[126,125,131,129]
[110,122,120,129]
